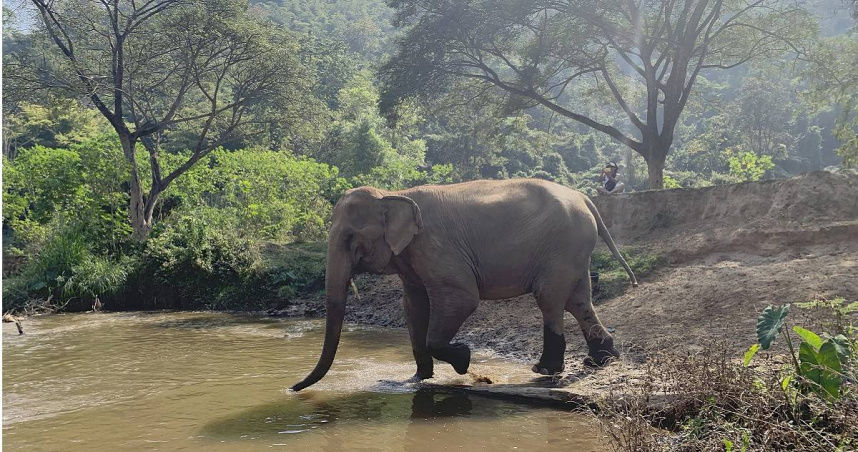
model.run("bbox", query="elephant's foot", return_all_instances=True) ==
[429,342,470,375]
[413,350,434,380]
[532,325,566,375]
[531,362,565,376]
[405,372,430,383]
[584,336,620,368]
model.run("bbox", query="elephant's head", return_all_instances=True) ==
[291,188,422,391]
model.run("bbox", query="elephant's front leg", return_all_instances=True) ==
[426,285,479,375]
[402,281,433,381]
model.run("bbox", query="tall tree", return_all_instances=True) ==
[382,0,814,187]
[26,0,311,239]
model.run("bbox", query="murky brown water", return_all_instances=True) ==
[3,312,606,451]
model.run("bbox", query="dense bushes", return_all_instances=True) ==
[2,141,346,312]
[163,148,348,242]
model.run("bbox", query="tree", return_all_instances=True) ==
[25,0,313,239]
[805,32,858,168]
[382,0,814,187]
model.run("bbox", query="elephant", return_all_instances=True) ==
[292,178,637,391]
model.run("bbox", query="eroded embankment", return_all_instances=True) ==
[287,171,858,404]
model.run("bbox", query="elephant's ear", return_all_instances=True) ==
[381,195,423,255]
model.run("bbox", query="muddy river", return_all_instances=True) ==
[3,312,606,451]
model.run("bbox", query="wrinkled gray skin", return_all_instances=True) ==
[292,179,637,391]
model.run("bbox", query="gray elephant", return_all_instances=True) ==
[292,179,637,391]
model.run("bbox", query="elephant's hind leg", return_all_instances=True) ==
[402,281,433,380]
[425,285,479,375]
[565,271,619,367]
[533,279,570,375]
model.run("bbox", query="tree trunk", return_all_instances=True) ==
[129,182,154,241]
[624,147,636,188]
[121,135,153,241]
[640,132,669,190]
[646,157,665,189]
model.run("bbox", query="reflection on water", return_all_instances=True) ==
[203,389,490,438]
[3,312,606,451]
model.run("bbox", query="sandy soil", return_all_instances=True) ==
[286,171,858,399]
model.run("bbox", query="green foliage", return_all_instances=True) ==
[259,242,328,300]
[2,224,92,311]
[2,137,351,311]
[834,100,858,168]
[663,175,681,189]
[756,304,790,350]
[793,326,823,350]
[590,247,664,301]
[3,135,133,256]
[725,148,775,182]
[142,216,261,310]
[744,344,761,366]
[25,225,89,292]
[64,256,136,303]
[747,304,854,402]
[382,0,817,188]
[3,146,86,224]
[3,99,111,154]
[318,70,429,190]
[166,148,347,242]
[804,34,858,169]
[798,341,843,399]
[251,0,395,60]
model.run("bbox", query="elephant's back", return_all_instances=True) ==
[409,178,597,254]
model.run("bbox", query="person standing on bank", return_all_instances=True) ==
[597,162,625,195]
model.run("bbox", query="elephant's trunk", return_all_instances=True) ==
[291,251,350,391]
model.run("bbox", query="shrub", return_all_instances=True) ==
[724,148,775,181]
[2,224,93,311]
[258,241,328,301]
[746,303,855,400]
[591,247,664,301]
[63,255,136,305]
[141,215,261,309]
[663,175,681,189]
[164,148,347,243]
[3,138,132,257]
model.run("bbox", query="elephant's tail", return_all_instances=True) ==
[583,196,638,287]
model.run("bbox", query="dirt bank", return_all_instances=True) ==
[286,171,858,399]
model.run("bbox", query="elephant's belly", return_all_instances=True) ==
[473,253,540,300]
[479,285,530,300]
[476,270,532,300]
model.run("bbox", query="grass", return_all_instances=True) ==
[591,246,665,301]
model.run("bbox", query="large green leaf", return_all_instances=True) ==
[817,341,843,399]
[822,333,852,362]
[756,304,790,350]
[793,326,822,350]
[798,341,843,399]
